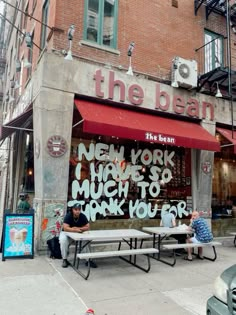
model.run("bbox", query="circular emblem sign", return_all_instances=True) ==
[47,135,67,158]
[201,161,212,174]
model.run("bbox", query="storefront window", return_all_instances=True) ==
[212,157,236,216]
[68,138,192,222]
[20,133,34,193]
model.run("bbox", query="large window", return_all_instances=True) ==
[68,138,192,222]
[84,0,118,48]
[204,30,224,73]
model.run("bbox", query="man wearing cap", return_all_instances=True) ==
[59,203,97,268]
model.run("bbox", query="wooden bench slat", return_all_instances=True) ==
[77,248,159,260]
[163,241,222,250]
[229,232,236,236]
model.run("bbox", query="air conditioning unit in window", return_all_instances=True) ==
[171,56,198,89]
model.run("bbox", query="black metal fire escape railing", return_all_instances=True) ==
[195,0,235,137]
[194,0,236,100]
[195,0,228,19]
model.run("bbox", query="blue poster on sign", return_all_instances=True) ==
[2,213,34,260]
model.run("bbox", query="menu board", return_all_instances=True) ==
[2,212,34,261]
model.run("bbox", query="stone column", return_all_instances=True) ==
[191,121,216,219]
[31,52,84,251]
[33,87,74,250]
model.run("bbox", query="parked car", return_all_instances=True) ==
[207,264,236,315]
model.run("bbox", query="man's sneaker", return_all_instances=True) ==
[85,260,97,268]
[62,259,69,268]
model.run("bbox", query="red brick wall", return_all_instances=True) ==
[19,0,230,84]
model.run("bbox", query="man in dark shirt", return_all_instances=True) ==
[59,203,97,268]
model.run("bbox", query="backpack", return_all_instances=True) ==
[47,236,62,259]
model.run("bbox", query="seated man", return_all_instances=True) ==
[59,203,97,268]
[184,210,213,261]
[160,210,187,250]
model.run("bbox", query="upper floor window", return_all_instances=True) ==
[31,0,37,15]
[204,30,224,73]
[84,0,118,48]
[23,3,28,30]
[40,0,49,49]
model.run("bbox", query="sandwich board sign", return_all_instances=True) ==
[2,211,34,261]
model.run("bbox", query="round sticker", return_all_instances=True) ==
[47,135,67,158]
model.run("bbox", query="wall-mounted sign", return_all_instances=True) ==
[93,69,215,121]
[201,161,212,174]
[2,212,34,261]
[47,135,67,157]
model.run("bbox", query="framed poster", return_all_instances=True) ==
[2,212,34,261]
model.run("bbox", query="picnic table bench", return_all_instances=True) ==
[77,247,159,279]
[162,241,222,266]
[142,226,222,266]
[229,232,236,246]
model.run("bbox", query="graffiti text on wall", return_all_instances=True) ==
[68,142,188,221]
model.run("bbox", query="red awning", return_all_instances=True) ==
[0,108,33,140]
[216,127,236,154]
[74,99,220,151]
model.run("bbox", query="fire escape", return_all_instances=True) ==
[194,0,236,100]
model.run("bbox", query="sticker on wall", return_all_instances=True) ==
[46,135,68,158]
[35,138,40,158]
[201,161,212,174]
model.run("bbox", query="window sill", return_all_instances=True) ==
[79,40,120,55]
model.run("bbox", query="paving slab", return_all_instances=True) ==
[0,256,87,315]
[0,236,235,315]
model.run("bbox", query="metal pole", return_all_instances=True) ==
[226,0,234,138]
[1,0,53,30]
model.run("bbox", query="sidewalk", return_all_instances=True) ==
[0,236,235,315]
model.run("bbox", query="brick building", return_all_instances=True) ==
[0,0,236,250]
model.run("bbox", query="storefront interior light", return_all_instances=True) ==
[28,169,33,176]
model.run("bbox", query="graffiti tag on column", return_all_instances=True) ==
[68,142,190,221]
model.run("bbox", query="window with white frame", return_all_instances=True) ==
[84,0,118,48]
[204,30,224,73]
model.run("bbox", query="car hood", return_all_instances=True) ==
[220,264,236,289]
